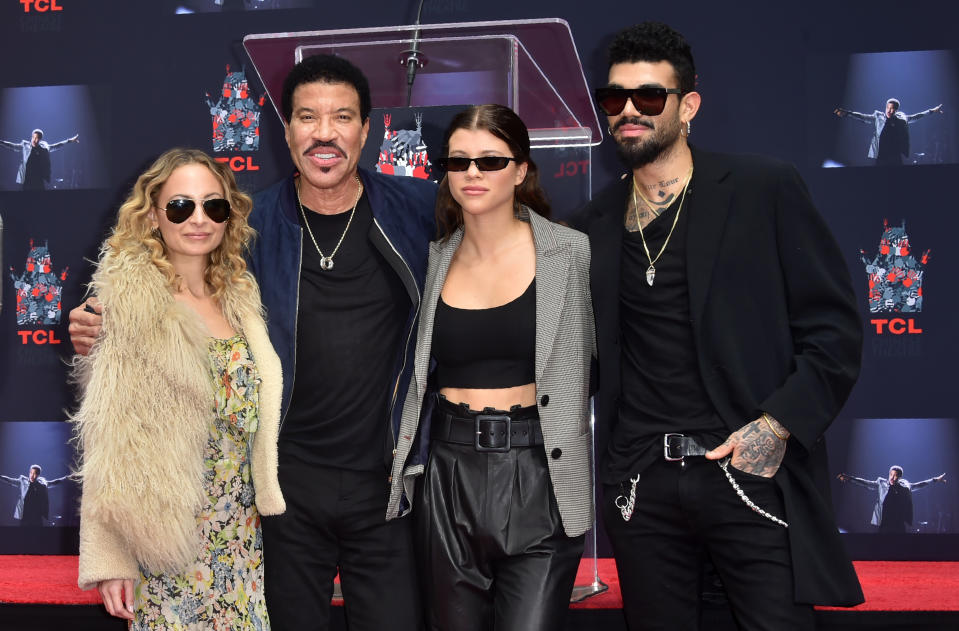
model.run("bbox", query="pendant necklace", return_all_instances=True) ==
[631,164,693,286]
[297,176,363,271]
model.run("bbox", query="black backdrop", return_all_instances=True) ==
[1,0,956,557]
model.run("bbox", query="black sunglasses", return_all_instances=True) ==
[436,156,518,172]
[594,86,683,116]
[160,198,231,224]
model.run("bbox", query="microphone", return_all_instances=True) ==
[401,0,426,107]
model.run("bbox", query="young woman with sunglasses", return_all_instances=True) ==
[72,148,283,629]
[387,104,596,630]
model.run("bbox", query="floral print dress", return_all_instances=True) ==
[134,335,270,630]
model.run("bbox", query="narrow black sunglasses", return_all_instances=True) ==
[436,156,517,172]
[160,198,231,224]
[594,86,683,116]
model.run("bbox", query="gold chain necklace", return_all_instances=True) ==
[296,176,362,271]
[631,164,693,286]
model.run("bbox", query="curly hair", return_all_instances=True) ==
[435,104,551,242]
[607,22,696,95]
[281,54,372,123]
[105,148,254,301]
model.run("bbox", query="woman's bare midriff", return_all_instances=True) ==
[440,383,537,411]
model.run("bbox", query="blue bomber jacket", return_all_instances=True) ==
[248,168,437,491]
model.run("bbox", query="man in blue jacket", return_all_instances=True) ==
[247,54,434,631]
[70,55,435,631]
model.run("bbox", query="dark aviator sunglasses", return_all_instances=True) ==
[436,156,518,172]
[594,86,683,117]
[160,198,231,224]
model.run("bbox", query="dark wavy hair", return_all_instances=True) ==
[435,104,551,242]
[281,54,372,123]
[607,22,696,95]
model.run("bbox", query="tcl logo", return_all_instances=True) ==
[16,330,62,345]
[215,156,260,172]
[553,160,589,178]
[21,0,62,11]
[870,318,923,335]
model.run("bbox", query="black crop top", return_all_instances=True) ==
[432,278,536,389]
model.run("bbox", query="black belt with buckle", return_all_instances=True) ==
[664,433,708,461]
[432,411,543,453]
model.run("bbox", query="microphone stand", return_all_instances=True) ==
[400,0,427,107]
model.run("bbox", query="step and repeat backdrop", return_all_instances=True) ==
[0,0,956,557]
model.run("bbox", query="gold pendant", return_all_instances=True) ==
[645,265,655,286]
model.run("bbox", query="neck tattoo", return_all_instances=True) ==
[630,164,694,286]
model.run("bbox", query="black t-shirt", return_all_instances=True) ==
[880,482,913,532]
[22,480,47,522]
[280,192,411,472]
[878,115,908,164]
[607,188,726,482]
[24,145,50,188]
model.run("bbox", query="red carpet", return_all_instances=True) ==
[1,556,957,611]
[0,556,100,605]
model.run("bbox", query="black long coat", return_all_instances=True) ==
[572,146,865,606]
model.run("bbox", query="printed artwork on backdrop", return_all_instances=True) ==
[172,0,312,13]
[806,49,958,168]
[361,106,465,183]
[9,239,67,327]
[0,84,110,191]
[375,112,433,180]
[0,421,78,529]
[860,219,930,314]
[827,418,956,539]
[205,65,264,153]
[357,106,592,220]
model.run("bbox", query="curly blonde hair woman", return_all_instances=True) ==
[72,148,284,629]
[105,148,255,303]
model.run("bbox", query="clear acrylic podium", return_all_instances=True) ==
[243,17,607,600]
[244,18,603,218]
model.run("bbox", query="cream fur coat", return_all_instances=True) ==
[72,246,284,591]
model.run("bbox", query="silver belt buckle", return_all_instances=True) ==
[664,433,685,461]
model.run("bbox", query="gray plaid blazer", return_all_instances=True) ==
[386,207,596,536]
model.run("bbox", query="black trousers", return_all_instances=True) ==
[603,457,814,631]
[416,400,584,631]
[261,460,423,631]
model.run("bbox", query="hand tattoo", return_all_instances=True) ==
[729,418,787,478]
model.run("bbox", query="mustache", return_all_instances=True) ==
[303,140,346,157]
[613,117,655,133]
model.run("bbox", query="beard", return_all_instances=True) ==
[613,114,683,169]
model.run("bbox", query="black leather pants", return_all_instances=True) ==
[415,398,584,631]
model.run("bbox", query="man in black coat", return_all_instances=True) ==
[573,22,864,630]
